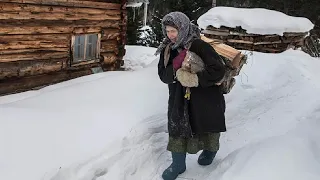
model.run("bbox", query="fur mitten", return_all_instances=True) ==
[176,68,199,87]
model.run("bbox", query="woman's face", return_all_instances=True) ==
[166,26,178,43]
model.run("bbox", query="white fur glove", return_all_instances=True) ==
[176,68,199,87]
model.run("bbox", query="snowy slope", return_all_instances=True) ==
[197,7,314,35]
[1,46,320,180]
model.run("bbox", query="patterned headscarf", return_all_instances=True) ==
[155,12,201,55]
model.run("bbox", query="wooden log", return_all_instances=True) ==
[101,52,117,65]
[282,37,305,43]
[0,58,63,80]
[0,26,72,35]
[283,32,308,37]
[73,27,102,34]
[0,34,69,42]
[101,40,119,54]
[0,68,90,96]
[1,0,121,10]
[0,12,121,21]
[206,26,229,32]
[263,35,281,41]
[0,51,68,62]
[0,22,120,35]
[0,48,69,55]
[202,29,230,36]
[0,62,19,79]
[227,39,254,44]
[0,40,69,50]
[70,60,100,67]
[1,19,121,28]
[101,29,121,41]
[254,40,282,45]
[0,2,122,15]
[19,59,63,77]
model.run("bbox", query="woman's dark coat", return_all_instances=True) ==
[158,39,226,138]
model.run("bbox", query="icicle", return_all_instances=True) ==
[133,7,136,22]
[143,2,148,27]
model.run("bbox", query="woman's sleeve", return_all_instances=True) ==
[192,40,225,87]
[158,49,175,84]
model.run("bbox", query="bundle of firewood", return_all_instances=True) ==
[201,35,247,94]
[202,26,308,53]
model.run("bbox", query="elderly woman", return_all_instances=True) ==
[156,12,227,180]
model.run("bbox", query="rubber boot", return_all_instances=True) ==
[197,150,217,166]
[162,152,186,180]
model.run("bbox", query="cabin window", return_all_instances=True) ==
[72,34,100,63]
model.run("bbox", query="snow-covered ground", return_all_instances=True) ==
[197,7,314,35]
[1,45,320,180]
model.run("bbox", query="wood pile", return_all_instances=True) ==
[201,35,247,94]
[302,35,320,57]
[202,26,308,53]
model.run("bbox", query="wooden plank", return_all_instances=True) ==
[1,0,121,10]
[0,2,122,15]
[0,51,68,62]
[0,12,121,21]
[0,48,69,55]
[0,40,69,50]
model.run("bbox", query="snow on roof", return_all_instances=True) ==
[126,0,149,7]
[126,2,143,7]
[197,6,314,36]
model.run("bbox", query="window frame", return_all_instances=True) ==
[71,33,101,66]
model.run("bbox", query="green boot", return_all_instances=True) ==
[198,150,217,166]
[162,152,186,180]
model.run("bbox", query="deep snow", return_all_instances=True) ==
[1,46,320,180]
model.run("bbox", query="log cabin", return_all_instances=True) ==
[0,0,147,96]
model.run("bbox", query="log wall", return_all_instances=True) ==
[0,0,127,96]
